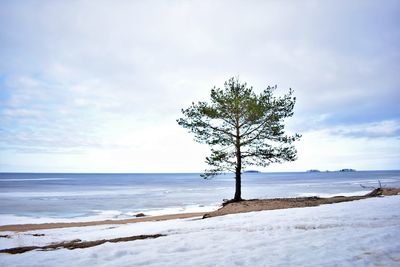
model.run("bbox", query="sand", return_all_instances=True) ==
[0,212,205,232]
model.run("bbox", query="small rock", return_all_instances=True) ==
[202,213,210,219]
[31,234,45,237]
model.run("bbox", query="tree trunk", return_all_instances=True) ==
[234,129,242,201]
[233,96,242,202]
[234,164,242,201]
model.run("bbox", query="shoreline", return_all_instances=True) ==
[0,212,206,232]
[1,188,399,233]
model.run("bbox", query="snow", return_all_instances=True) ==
[296,190,371,198]
[1,196,400,267]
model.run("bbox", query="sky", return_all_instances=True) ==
[0,0,399,173]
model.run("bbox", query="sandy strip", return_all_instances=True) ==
[203,188,400,218]
[0,212,206,232]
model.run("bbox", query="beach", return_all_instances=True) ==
[1,171,400,225]
[1,173,400,266]
[1,192,400,266]
[1,187,399,233]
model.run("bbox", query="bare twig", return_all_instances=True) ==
[359,179,386,190]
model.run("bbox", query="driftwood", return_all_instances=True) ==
[360,180,387,196]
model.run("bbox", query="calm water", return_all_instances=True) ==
[0,171,399,223]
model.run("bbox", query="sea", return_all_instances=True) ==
[0,171,399,225]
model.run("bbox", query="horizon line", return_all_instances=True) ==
[0,169,399,174]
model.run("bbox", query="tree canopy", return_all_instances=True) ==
[177,77,301,201]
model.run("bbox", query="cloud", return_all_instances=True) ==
[0,0,399,171]
[0,76,107,152]
[329,120,400,138]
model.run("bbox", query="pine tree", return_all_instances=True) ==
[177,77,301,201]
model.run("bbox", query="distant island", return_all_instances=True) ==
[307,169,321,173]
[339,168,356,172]
[306,169,356,173]
[243,170,260,173]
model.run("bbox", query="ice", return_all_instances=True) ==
[1,196,399,266]
[2,172,399,224]
[0,178,71,182]
[0,188,151,198]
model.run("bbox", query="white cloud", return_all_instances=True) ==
[330,120,400,138]
[0,0,399,172]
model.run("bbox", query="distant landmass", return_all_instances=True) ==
[243,170,260,173]
[339,169,356,172]
[306,169,356,173]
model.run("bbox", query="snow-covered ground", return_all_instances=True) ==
[1,196,399,267]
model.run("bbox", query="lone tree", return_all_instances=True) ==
[177,77,301,201]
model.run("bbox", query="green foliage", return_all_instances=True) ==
[177,77,301,179]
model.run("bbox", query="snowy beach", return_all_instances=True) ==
[1,171,399,225]
[1,195,399,266]
[1,172,399,266]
